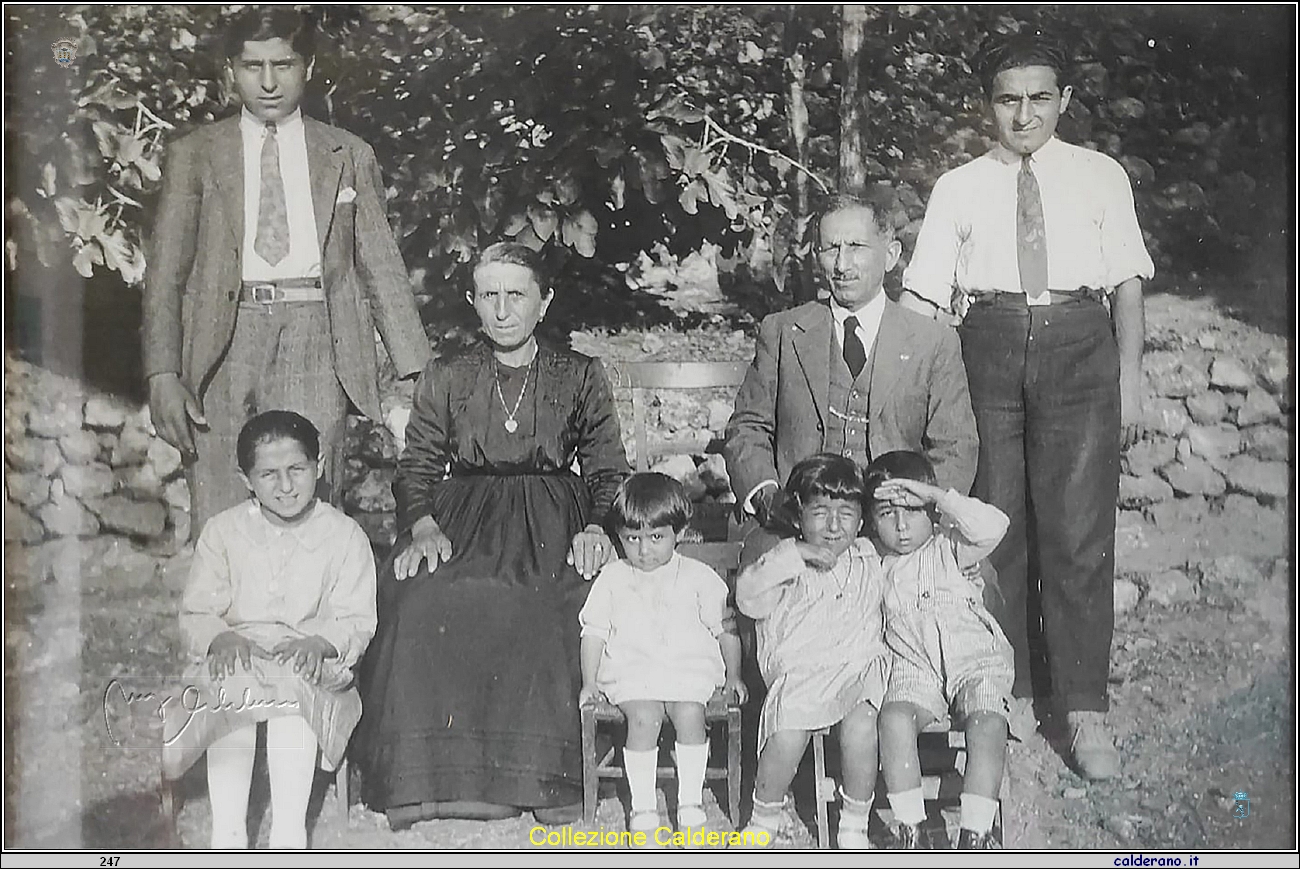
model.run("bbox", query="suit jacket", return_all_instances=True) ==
[142,114,432,421]
[724,299,978,498]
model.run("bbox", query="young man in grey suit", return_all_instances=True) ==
[144,8,431,535]
[724,188,979,530]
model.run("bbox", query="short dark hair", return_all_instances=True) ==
[816,184,905,242]
[609,472,693,533]
[473,241,551,293]
[973,30,1070,97]
[223,7,316,62]
[862,450,938,524]
[782,453,865,514]
[236,410,320,474]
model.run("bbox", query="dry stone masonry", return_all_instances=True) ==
[5,300,1291,591]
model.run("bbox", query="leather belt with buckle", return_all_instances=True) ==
[969,289,1105,307]
[235,278,325,304]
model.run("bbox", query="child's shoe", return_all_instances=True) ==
[890,821,928,849]
[629,810,665,848]
[738,794,794,848]
[677,803,714,849]
[957,828,1000,849]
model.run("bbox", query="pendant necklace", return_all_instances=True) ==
[494,349,536,433]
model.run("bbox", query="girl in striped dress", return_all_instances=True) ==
[736,454,889,849]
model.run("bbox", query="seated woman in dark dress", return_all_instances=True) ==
[356,242,630,828]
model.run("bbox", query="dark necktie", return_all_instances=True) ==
[254,122,290,266]
[1017,155,1049,301]
[843,315,866,380]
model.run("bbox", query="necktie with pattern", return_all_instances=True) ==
[843,315,866,379]
[1017,155,1049,304]
[254,122,290,266]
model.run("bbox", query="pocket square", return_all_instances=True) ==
[336,186,356,204]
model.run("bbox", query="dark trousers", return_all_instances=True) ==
[959,295,1120,712]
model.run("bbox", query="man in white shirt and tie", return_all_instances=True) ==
[724,186,978,533]
[145,8,431,535]
[901,31,1155,780]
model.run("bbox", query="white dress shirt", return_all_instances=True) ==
[903,137,1155,310]
[240,108,322,281]
[830,289,886,368]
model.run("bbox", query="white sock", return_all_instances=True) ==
[206,725,256,849]
[674,742,709,808]
[887,787,926,826]
[266,716,318,849]
[960,792,998,835]
[623,748,659,814]
[839,786,872,823]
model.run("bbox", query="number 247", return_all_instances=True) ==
[100,858,120,867]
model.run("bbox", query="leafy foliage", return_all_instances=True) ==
[5,4,1289,334]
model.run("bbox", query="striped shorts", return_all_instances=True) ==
[883,592,1014,725]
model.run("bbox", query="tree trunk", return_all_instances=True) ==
[784,14,816,304]
[839,4,868,196]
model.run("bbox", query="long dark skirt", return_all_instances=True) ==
[356,473,592,810]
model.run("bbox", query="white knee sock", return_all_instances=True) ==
[207,725,256,849]
[887,787,926,826]
[623,748,659,814]
[266,716,318,849]
[960,792,998,835]
[674,742,709,808]
[839,786,872,826]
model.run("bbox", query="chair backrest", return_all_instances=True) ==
[604,359,751,580]
[604,360,750,472]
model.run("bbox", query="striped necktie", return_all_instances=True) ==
[1017,155,1049,303]
[254,121,290,266]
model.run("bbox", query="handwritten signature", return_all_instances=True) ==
[102,679,299,747]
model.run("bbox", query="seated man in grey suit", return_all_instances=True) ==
[724,187,978,534]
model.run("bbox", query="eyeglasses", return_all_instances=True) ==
[816,241,876,257]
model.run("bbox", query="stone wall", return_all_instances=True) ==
[4,301,1291,556]
[5,356,188,550]
[1124,337,1290,510]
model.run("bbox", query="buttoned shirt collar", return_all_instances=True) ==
[239,106,304,136]
[989,134,1065,168]
[236,499,332,551]
[829,289,887,358]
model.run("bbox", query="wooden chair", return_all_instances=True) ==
[805,723,1010,849]
[580,361,749,829]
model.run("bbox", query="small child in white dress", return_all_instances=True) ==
[736,453,889,849]
[578,472,746,838]
[865,450,1014,850]
[165,410,377,849]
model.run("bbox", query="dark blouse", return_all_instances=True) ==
[394,341,630,533]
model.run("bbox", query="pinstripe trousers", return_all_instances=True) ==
[188,301,348,537]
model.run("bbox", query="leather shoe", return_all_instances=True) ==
[1067,711,1121,780]
[891,821,927,849]
[533,802,583,826]
[957,828,1000,849]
